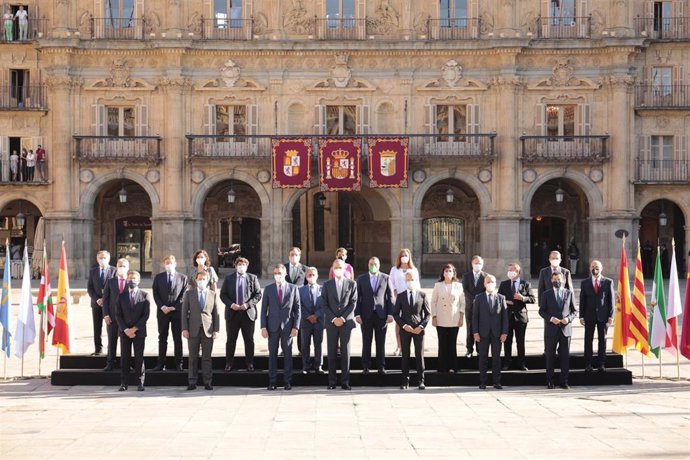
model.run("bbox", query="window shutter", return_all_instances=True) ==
[640,135,651,161]
[577,104,591,136]
[248,104,258,154]
[92,104,106,135]
[674,65,684,102]
[0,136,8,182]
[356,104,370,135]
[535,103,546,135]
[676,0,685,18]
[674,134,688,160]
[541,0,551,37]
[466,104,480,134]
[137,104,148,136]
[425,104,437,134]
[579,0,589,36]
[314,104,326,135]
[204,104,216,135]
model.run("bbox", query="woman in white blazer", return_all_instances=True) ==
[431,263,465,373]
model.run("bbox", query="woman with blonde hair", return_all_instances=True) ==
[431,264,464,373]
[328,247,354,279]
[188,249,219,291]
[388,248,419,356]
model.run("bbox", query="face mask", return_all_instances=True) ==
[127,280,139,289]
[274,274,284,283]
[117,267,129,277]
[472,263,483,272]
[197,280,208,290]
[196,257,206,266]
[289,255,300,264]
[552,280,563,289]
[164,264,175,274]
[550,259,561,268]
[507,271,517,280]
[307,276,317,285]
[368,265,378,274]
[486,282,496,292]
[338,255,347,261]
[400,256,409,264]
[236,265,247,275]
[333,268,344,278]
[444,271,454,279]
[591,268,600,277]
[406,281,415,290]
[98,258,109,267]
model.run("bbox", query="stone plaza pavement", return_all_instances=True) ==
[0,275,689,458]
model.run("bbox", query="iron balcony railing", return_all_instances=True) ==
[536,16,591,39]
[200,18,253,40]
[635,16,690,40]
[74,135,163,164]
[91,17,145,40]
[315,17,366,40]
[0,85,47,110]
[427,18,480,40]
[520,135,609,164]
[0,18,48,42]
[635,84,690,108]
[635,159,690,183]
[186,133,496,161]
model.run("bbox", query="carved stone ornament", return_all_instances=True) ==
[187,12,203,35]
[478,169,492,183]
[599,74,636,89]
[441,60,463,87]
[191,169,205,184]
[412,169,426,183]
[220,59,241,87]
[550,59,574,87]
[331,53,352,88]
[156,76,194,89]
[522,169,537,183]
[588,169,604,183]
[253,13,268,35]
[45,75,82,90]
[367,0,400,35]
[413,12,429,35]
[146,169,160,184]
[143,12,160,35]
[78,11,94,37]
[257,170,271,183]
[79,169,94,183]
[283,0,314,35]
[106,59,132,88]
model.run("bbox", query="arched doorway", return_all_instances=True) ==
[530,178,590,276]
[290,188,392,274]
[0,199,42,278]
[94,180,153,275]
[639,199,686,278]
[419,179,480,276]
[202,179,262,275]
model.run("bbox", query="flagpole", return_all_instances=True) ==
[659,350,662,378]
[641,354,645,378]
[677,347,681,380]
[2,330,6,380]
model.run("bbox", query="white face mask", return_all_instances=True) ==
[307,275,317,285]
[473,263,483,272]
[507,271,517,280]
[400,256,410,264]
[486,282,496,292]
[197,280,208,290]
[164,264,175,274]
[274,274,284,283]
[117,266,129,277]
[333,268,344,278]
[550,259,561,268]
[196,257,206,266]
[444,271,454,279]
[98,258,109,267]
[236,265,247,275]
[406,281,416,290]
[289,255,300,265]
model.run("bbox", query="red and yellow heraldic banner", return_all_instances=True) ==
[319,138,361,191]
[272,138,312,188]
[368,137,409,188]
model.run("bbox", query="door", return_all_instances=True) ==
[530,216,566,275]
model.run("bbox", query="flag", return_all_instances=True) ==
[665,240,681,354]
[36,243,54,359]
[52,242,72,354]
[649,249,667,357]
[612,239,633,354]
[681,260,690,361]
[630,242,651,356]
[14,244,36,358]
[0,239,12,357]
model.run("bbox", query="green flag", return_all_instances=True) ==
[649,249,667,357]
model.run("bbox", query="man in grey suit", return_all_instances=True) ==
[461,255,487,358]
[298,267,324,373]
[321,258,358,390]
[114,271,150,392]
[579,259,615,372]
[182,271,220,391]
[86,250,116,356]
[539,270,577,389]
[472,274,509,390]
[261,264,301,390]
[102,258,129,371]
[152,255,188,371]
[537,250,573,353]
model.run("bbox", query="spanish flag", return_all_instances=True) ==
[612,238,633,355]
[630,241,651,356]
[52,242,72,354]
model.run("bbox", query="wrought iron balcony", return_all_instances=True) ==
[0,85,47,110]
[200,18,253,40]
[315,18,366,40]
[0,18,48,42]
[536,16,591,39]
[74,135,162,164]
[519,135,609,164]
[90,18,145,40]
[635,84,690,109]
[635,159,690,183]
[427,18,480,40]
[635,16,690,40]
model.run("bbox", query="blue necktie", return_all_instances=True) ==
[370,275,376,292]
[237,275,245,305]
[100,269,106,287]
[199,292,206,311]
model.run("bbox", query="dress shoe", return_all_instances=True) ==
[479,384,487,390]
[284,383,292,390]
[362,368,370,375]
[175,364,184,372]
[151,364,165,372]
[465,352,473,358]
[103,363,114,372]
[378,368,386,375]
[502,361,511,371]
[91,350,103,356]
[268,384,277,390]
[418,382,426,390]
[393,347,401,357]
[316,367,325,374]
[327,385,336,390]
[204,384,213,391]
[302,369,308,374]
[118,384,128,391]
[224,365,232,372]
[341,384,351,390]
[519,365,529,371]
[401,377,409,390]
[247,364,255,372]
[137,384,145,392]
[584,365,593,372]
[493,384,503,390]
[547,382,555,389]
[560,383,570,390]
[186,384,197,391]
[449,369,456,374]
[597,365,606,372]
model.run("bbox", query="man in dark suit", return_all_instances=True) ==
[472,275,509,389]
[102,258,130,371]
[285,247,307,354]
[220,257,262,372]
[261,264,301,390]
[539,270,577,389]
[461,255,487,358]
[182,271,220,391]
[86,250,116,356]
[537,251,573,353]
[498,263,535,371]
[393,271,430,390]
[355,256,393,375]
[115,271,150,391]
[321,258,358,390]
[579,259,615,372]
[298,267,324,373]
[151,255,188,371]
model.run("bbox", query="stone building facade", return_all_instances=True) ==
[0,0,688,279]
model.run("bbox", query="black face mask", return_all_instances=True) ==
[552,280,562,289]
[127,281,139,289]
[591,268,600,276]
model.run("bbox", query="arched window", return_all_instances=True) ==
[423,217,465,254]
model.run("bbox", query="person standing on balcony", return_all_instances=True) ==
[15,6,27,41]
[25,149,35,182]
[9,150,18,181]
[35,144,46,182]
[3,9,13,41]
[19,148,27,181]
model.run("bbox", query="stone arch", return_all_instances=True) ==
[636,195,690,224]
[79,171,160,219]
[191,170,270,219]
[412,170,491,218]
[0,194,47,216]
[522,169,603,218]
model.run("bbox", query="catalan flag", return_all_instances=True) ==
[649,248,667,357]
[681,260,690,361]
[612,238,634,355]
[630,241,651,356]
[36,243,54,359]
[52,242,72,354]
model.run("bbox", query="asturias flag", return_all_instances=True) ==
[0,239,12,357]
[52,242,72,354]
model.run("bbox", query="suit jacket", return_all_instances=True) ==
[355,272,392,320]
[87,265,116,309]
[298,283,324,328]
[393,290,430,329]
[220,272,262,321]
[260,283,301,333]
[461,270,487,311]
[472,292,509,338]
[539,288,578,337]
[537,266,573,298]
[579,276,615,323]
[497,278,535,324]
[115,289,151,338]
[152,271,188,315]
[284,262,307,287]
[430,281,464,327]
[102,276,128,318]
[321,277,358,328]
[181,288,220,338]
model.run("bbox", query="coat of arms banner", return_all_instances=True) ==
[368,137,409,188]
[318,137,361,191]
[272,138,312,188]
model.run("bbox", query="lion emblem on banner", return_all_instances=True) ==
[283,149,300,177]
[327,148,354,180]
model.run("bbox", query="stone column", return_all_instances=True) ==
[51,0,74,38]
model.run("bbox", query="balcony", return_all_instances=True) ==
[90,18,145,40]
[427,18,480,40]
[0,85,47,111]
[635,85,690,109]
[200,18,253,40]
[635,16,690,40]
[315,18,366,40]
[519,135,609,164]
[0,18,48,42]
[635,159,689,183]
[536,16,591,39]
[74,136,162,164]
[186,133,496,162]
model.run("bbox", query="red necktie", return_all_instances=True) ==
[278,285,283,304]
[594,278,599,295]
[119,278,124,294]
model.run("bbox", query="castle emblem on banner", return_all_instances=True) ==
[283,149,300,177]
[326,148,355,180]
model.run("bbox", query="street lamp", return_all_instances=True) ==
[15,212,25,228]
[118,185,127,203]
[227,186,236,204]
[555,183,565,203]
[658,211,668,227]
[445,188,454,204]
[317,194,326,208]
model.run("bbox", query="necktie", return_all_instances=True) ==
[100,269,106,287]
[311,287,316,309]
[370,275,377,292]
[556,290,562,308]
[474,273,479,286]
[594,278,599,295]
[237,275,245,305]
[278,284,283,304]
[409,291,414,308]
[512,281,517,295]
[119,278,124,294]
[130,291,136,309]
[199,292,206,311]
[167,274,173,291]
[291,266,296,281]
